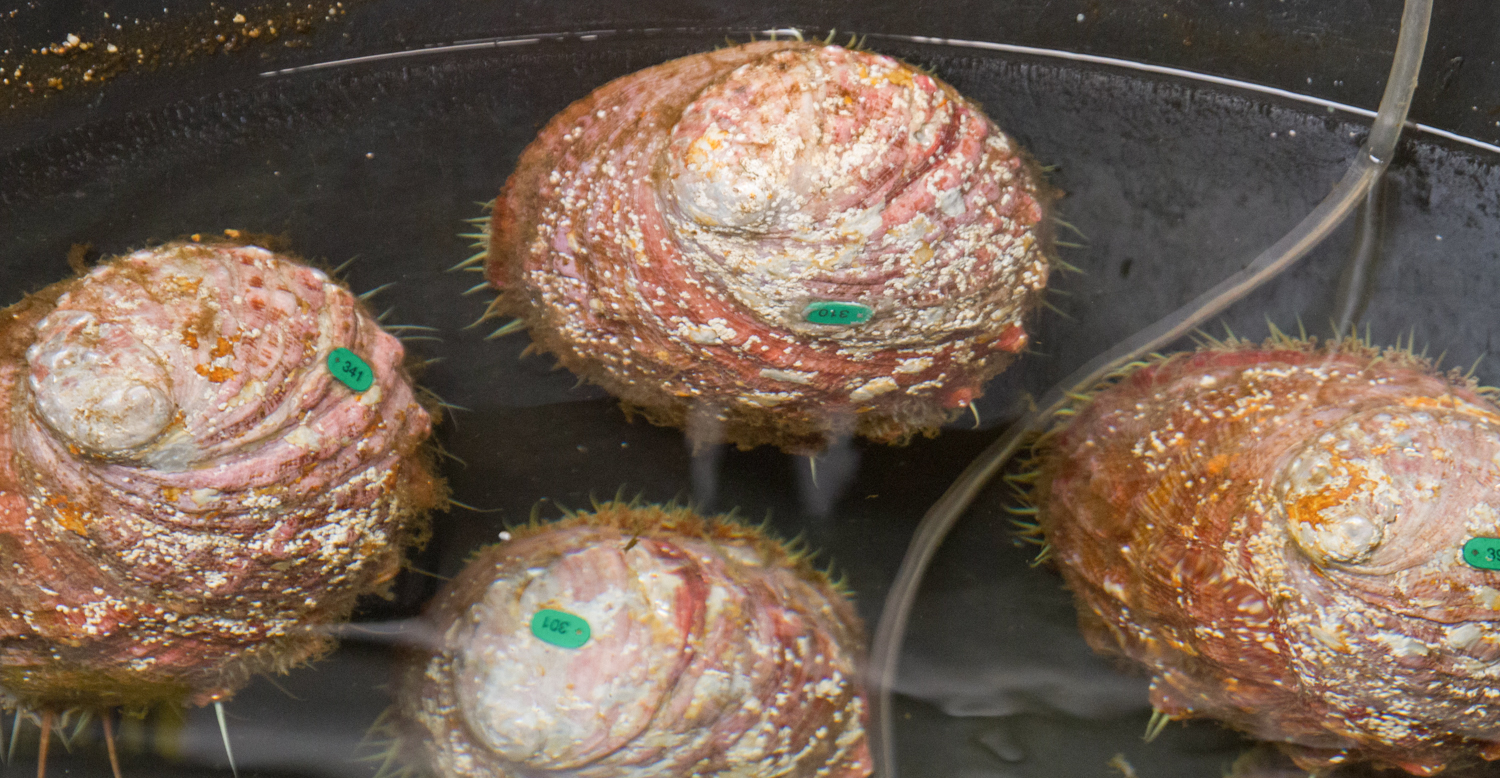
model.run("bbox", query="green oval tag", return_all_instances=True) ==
[326,348,374,392]
[530,608,591,649]
[1464,537,1500,571]
[804,301,873,326]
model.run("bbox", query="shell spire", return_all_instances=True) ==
[1036,337,1500,775]
[487,40,1053,454]
[0,241,443,711]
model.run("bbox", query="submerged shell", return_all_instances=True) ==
[486,40,1052,454]
[400,502,869,778]
[1036,338,1500,775]
[0,241,443,710]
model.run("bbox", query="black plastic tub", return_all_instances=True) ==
[2,2,1499,776]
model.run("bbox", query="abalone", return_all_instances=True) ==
[400,501,870,777]
[1035,337,1500,775]
[0,241,443,712]
[481,39,1053,454]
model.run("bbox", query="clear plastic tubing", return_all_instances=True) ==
[867,0,1434,774]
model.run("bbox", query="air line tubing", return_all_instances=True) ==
[867,1,1434,774]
